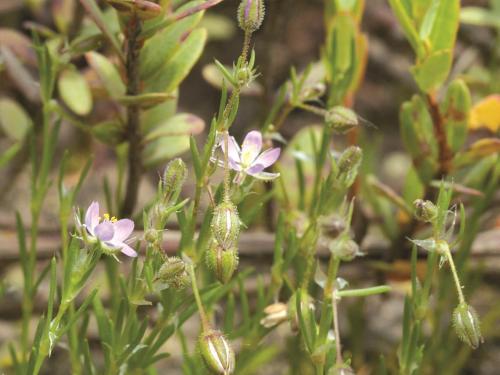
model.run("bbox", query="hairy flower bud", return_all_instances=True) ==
[157,257,189,290]
[199,329,235,374]
[211,201,240,249]
[325,106,358,134]
[206,242,239,284]
[260,303,288,328]
[329,237,361,262]
[162,158,187,203]
[413,199,438,223]
[237,0,265,33]
[337,146,362,189]
[453,303,483,349]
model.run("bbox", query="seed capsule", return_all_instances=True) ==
[206,242,239,284]
[237,0,265,33]
[157,257,189,290]
[211,201,240,249]
[452,303,483,349]
[199,329,235,374]
[413,199,438,223]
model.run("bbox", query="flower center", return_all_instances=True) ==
[240,147,257,167]
[102,213,118,223]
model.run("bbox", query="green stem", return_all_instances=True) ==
[445,249,465,304]
[189,264,210,331]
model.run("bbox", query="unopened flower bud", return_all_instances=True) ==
[413,199,438,223]
[329,237,361,262]
[452,303,483,349]
[144,228,162,248]
[162,158,187,203]
[237,0,265,33]
[206,242,239,284]
[325,106,358,134]
[157,257,189,290]
[236,65,252,86]
[211,201,240,249]
[106,0,162,20]
[337,146,362,189]
[260,303,288,328]
[320,216,346,240]
[199,329,235,375]
[301,83,326,101]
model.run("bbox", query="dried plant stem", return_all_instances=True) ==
[121,16,143,217]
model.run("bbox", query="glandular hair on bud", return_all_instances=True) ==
[325,106,358,134]
[237,0,265,33]
[157,257,189,290]
[199,329,235,375]
[337,146,362,189]
[413,199,438,223]
[211,201,240,249]
[453,303,483,349]
[206,242,239,284]
[162,158,187,203]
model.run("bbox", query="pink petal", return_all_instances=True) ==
[94,221,115,241]
[241,131,262,163]
[119,243,137,257]
[246,163,265,175]
[252,148,281,169]
[85,201,100,234]
[220,135,242,171]
[112,219,134,242]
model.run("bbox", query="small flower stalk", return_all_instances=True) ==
[453,303,483,349]
[199,329,236,375]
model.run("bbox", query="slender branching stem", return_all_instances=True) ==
[189,264,210,331]
[445,249,465,304]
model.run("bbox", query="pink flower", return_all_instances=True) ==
[221,130,280,182]
[83,201,137,257]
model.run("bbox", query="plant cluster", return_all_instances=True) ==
[0,0,498,374]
